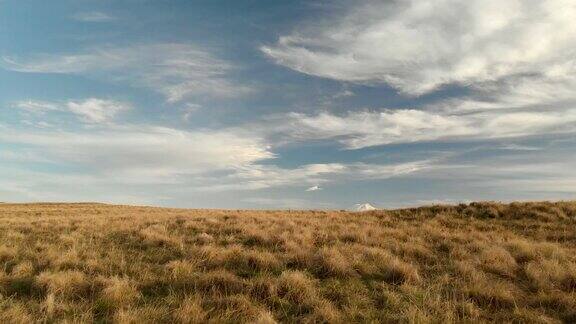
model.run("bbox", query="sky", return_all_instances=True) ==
[0,0,575,209]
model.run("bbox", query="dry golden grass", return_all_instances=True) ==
[0,201,575,323]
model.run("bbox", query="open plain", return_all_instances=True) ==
[0,202,575,323]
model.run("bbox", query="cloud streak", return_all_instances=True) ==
[285,108,576,149]
[13,98,130,124]
[2,44,253,103]
[207,159,433,191]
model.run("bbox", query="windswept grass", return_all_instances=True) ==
[0,201,575,323]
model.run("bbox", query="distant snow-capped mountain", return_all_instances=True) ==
[355,203,377,212]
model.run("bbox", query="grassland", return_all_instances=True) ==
[0,201,575,323]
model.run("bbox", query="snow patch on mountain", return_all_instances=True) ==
[354,203,377,212]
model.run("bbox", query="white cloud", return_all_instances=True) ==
[497,144,541,151]
[332,89,354,99]
[286,109,576,149]
[262,0,576,95]
[67,98,129,123]
[206,159,432,191]
[181,103,202,122]
[432,69,576,114]
[71,12,115,22]
[12,98,129,124]
[0,124,273,182]
[2,44,252,103]
[12,100,60,113]
[347,160,432,178]
[21,120,53,129]
[213,163,347,191]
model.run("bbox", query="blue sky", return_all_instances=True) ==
[1,0,575,209]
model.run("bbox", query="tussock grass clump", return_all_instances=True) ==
[277,270,319,305]
[166,259,197,282]
[194,270,246,295]
[99,277,140,308]
[175,295,207,323]
[11,261,34,277]
[525,259,576,291]
[36,270,91,299]
[0,201,575,322]
[314,247,356,278]
[0,245,17,262]
[480,246,518,278]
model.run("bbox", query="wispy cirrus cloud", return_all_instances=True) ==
[12,98,130,124]
[283,108,576,149]
[204,159,433,192]
[2,43,253,103]
[13,100,61,114]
